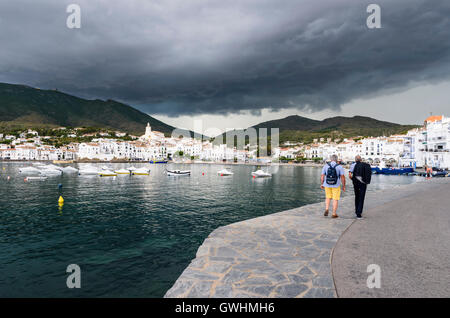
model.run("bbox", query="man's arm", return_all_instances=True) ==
[320,174,325,189]
[341,174,346,191]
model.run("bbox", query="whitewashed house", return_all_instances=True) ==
[423,115,450,169]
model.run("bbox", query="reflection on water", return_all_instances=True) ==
[0,162,421,297]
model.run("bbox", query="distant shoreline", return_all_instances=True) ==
[0,159,325,168]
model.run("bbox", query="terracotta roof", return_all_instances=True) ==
[425,115,443,123]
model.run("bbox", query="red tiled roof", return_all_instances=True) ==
[425,115,443,123]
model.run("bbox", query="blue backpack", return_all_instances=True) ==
[326,163,340,185]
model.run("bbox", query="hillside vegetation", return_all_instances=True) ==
[0,83,179,136]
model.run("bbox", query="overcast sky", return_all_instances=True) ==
[1,0,449,132]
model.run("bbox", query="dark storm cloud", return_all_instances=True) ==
[1,0,450,116]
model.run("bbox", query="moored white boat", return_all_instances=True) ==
[132,168,150,175]
[78,166,99,175]
[98,170,117,177]
[251,169,272,178]
[62,166,79,173]
[19,166,41,175]
[217,169,233,176]
[167,169,191,176]
[114,168,131,175]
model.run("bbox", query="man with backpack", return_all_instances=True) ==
[321,154,346,218]
[349,155,372,219]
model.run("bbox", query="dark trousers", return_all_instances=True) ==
[353,179,367,216]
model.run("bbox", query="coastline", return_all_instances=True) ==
[164,178,447,298]
[0,159,325,168]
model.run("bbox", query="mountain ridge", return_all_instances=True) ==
[0,82,183,136]
[217,114,419,144]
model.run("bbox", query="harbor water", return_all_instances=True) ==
[0,162,422,297]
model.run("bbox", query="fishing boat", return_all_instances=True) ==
[114,168,131,175]
[251,169,272,178]
[149,159,168,164]
[132,168,150,175]
[98,170,117,177]
[167,169,191,176]
[217,169,233,176]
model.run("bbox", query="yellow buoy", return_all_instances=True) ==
[58,196,64,204]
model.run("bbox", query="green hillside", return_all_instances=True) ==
[0,83,180,136]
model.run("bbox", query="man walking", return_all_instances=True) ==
[321,154,346,218]
[349,155,371,219]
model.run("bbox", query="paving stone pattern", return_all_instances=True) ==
[165,179,436,298]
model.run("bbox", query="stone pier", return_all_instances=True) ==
[165,178,448,298]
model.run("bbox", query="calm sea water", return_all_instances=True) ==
[0,162,421,297]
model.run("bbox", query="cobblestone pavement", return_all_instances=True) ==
[165,178,440,298]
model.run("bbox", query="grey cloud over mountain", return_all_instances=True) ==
[0,0,449,116]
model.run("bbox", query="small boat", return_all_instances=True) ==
[149,160,168,164]
[167,169,191,176]
[217,169,233,176]
[25,176,48,181]
[62,166,79,174]
[132,168,150,175]
[371,167,414,175]
[114,168,131,175]
[98,170,117,177]
[78,166,99,175]
[433,171,448,178]
[251,169,272,178]
[19,166,41,174]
